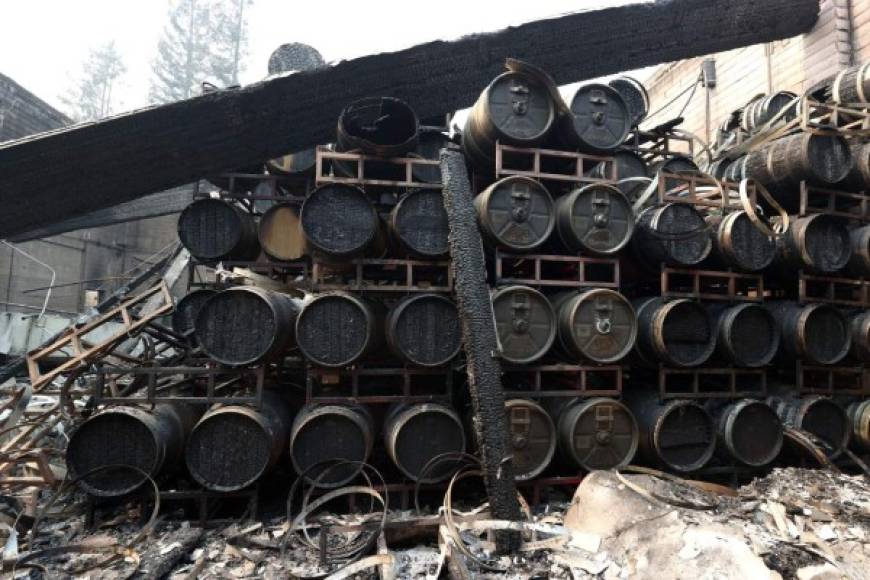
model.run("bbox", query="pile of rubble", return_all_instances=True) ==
[3,467,865,579]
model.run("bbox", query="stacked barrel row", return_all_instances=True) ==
[707,62,870,464]
[66,98,484,498]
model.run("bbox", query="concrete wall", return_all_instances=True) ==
[0,75,180,316]
[641,0,867,148]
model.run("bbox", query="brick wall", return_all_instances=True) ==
[641,0,868,147]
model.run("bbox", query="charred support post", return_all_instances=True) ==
[440,149,522,551]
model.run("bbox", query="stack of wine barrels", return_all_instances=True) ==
[69,62,870,509]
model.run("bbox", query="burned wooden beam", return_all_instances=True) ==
[0,0,818,238]
[440,148,522,551]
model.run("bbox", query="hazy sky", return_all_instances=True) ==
[0,0,644,115]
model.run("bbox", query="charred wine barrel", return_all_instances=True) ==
[589,150,649,201]
[266,148,317,176]
[767,301,850,365]
[177,199,259,261]
[388,189,449,258]
[847,400,870,451]
[708,211,776,272]
[552,289,637,364]
[385,294,462,367]
[847,224,870,277]
[67,404,198,497]
[290,404,374,488]
[624,391,716,472]
[475,176,555,252]
[743,134,852,198]
[633,297,716,367]
[554,183,634,255]
[830,61,870,106]
[742,92,797,132]
[739,94,765,132]
[463,71,556,167]
[491,285,556,364]
[560,84,632,152]
[171,289,217,339]
[710,303,780,368]
[649,155,700,193]
[775,214,851,274]
[551,397,638,471]
[706,158,732,181]
[195,287,300,366]
[336,96,418,157]
[296,292,382,367]
[608,76,649,126]
[185,393,291,492]
[384,403,466,482]
[769,395,850,458]
[839,141,870,192]
[633,203,712,268]
[713,399,783,466]
[723,155,749,183]
[412,129,451,183]
[300,184,381,262]
[258,203,307,261]
[504,399,556,481]
[849,310,870,362]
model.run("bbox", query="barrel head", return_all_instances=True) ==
[721,401,783,467]
[388,294,461,367]
[186,410,273,491]
[505,399,556,481]
[721,303,779,367]
[560,398,638,471]
[291,406,371,487]
[661,300,716,367]
[651,203,712,267]
[802,215,852,273]
[799,398,850,458]
[391,190,449,258]
[719,211,776,272]
[654,402,715,472]
[412,131,451,183]
[560,289,637,364]
[565,84,632,152]
[388,405,466,483]
[484,72,554,143]
[67,410,159,497]
[177,199,253,261]
[259,204,307,261]
[806,134,852,184]
[301,184,378,259]
[492,286,556,364]
[171,289,217,338]
[608,77,649,126]
[195,289,281,366]
[477,177,554,252]
[803,305,850,365]
[297,294,374,367]
[556,184,634,255]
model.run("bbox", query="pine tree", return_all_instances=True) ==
[60,41,127,122]
[210,0,253,87]
[149,0,214,104]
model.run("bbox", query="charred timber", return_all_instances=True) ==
[0,0,819,238]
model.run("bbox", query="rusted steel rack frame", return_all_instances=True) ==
[305,365,453,404]
[315,146,442,189]
[517,475,585,507]
[658,366,768,399]
[194,172,312,202]
[494,142,616,184]
[502,364,623,397]
[727,100,870,161]
[310,259,453,293]
[0,448,61,490]
[800,99,870,135]
[655,172,756,211]
[188,259,311,288]
[797,271,870,307]
[91,364,267,406]
[624,130,695,161]
[798,181,870,221]
[795,361,869,396]
[86,486,259,529]
[25,281,174,392]
[660,267,765,302]
[494,250,620,289]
